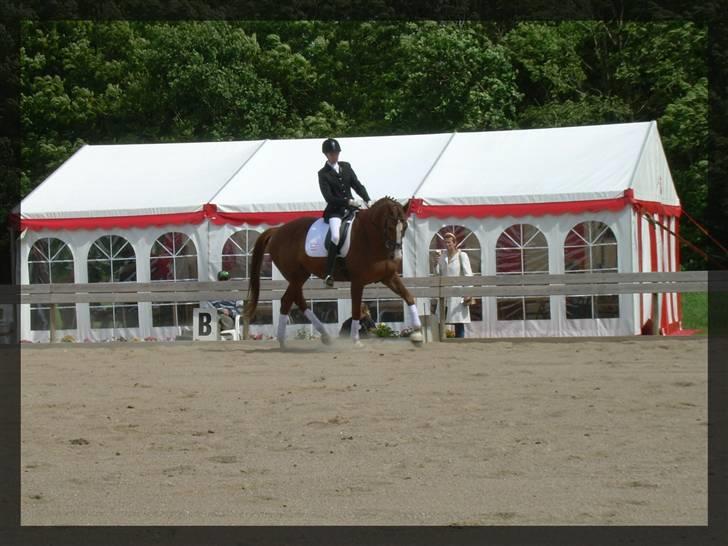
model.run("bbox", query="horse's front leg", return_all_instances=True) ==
[350,280,365,347]
[382,275,424,346]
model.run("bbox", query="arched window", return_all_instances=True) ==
[429,225,482,321]
[495,224,550,321]
[87,236,138,331]
[221,230,273,325]
[27,238,76,331]
[221,229,272,279]
[564,221,619,319]
[88,235,137,282]
[150,232,198,281]
[28,237,74,284]
[150,232,198,328]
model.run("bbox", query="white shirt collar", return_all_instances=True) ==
[327,161,340,173]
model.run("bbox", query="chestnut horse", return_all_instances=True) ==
[245,197,423,348]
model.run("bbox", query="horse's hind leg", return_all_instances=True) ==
[293,283,332,345]
[277,283,299,349]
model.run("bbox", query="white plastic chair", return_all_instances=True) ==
[220,314,241,341]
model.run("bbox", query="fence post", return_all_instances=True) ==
[49,303,57,343]
[651,293,659,335]
[438,277,446,341]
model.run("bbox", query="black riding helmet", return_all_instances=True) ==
[322,138,341,154]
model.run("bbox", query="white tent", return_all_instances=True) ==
[14,121,682,342]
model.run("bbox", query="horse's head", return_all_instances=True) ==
[368,196,409,260]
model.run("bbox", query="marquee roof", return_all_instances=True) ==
[16,121,680,230]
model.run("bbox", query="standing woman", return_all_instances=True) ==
[318,138,371,287]
[435,232,474,338]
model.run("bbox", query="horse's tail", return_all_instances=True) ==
[245,227,277,321]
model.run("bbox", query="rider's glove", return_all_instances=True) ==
[348,199,362,208]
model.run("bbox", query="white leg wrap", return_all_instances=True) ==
[304,308,326,334]
[277,314,288,342]
[350,319,360,342]
[408,304,421,329]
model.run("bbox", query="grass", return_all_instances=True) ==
[680,292,708,334]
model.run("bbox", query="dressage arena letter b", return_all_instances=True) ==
[199,312,213,336]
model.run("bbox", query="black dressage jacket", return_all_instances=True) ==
[318,161,371,221]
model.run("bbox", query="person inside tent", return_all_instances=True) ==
[318,138,371,287]
[339,302,377,338]
[208,270,240,331]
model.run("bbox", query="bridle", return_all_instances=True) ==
[382,207,405,259]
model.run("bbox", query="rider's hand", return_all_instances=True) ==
[348,199,362,208]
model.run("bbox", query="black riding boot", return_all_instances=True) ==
[324,243,338,287]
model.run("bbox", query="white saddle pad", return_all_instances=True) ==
[305,217,354,258]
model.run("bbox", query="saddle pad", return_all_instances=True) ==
[305,217,354,258]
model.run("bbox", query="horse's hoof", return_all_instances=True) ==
[321,333,333,346]
[409,331,424,347]
[353,340,364,348]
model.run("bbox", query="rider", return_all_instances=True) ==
[318,138,371,287]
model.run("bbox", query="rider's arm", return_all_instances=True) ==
[346,165,371,202]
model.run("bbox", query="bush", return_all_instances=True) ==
[373,323,398,338]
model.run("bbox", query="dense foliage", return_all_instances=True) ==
[18,20,710,268]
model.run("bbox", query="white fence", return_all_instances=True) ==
[6,271,722,342]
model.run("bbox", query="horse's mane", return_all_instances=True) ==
[370,196,402,210]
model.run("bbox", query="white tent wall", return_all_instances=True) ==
[19,223,210,342]
[410,207,636,338]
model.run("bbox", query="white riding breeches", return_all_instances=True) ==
[329,217,342,245]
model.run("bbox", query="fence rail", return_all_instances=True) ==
[4,271,724,342]
[4,271,722,305]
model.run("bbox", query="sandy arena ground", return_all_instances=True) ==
[21,336,707,526]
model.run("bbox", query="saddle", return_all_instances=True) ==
[325,208,357,254]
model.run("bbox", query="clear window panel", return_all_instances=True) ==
[152,303,176,327]
[150,257,174,280]
[498,225,522,247]
[50,261,74,283]
[595,295,619,318]
[523,225,546,247]
[497,298,524,321]
[564,246,589,272]
[30,304,76,331]
[378,299,404,323]
[592,222,615,244]
[591,244,618,271]
[523,248,548,273]
[28,262,50,284]
[176,302,196,327]
[88,261,111,283]
[524,297,550,320]
[469,298,483,321]
[496,248,522,274]
[113,259,137,282]
[312,301,338,324]
[51,239,73,261]
[250,301,273,325]
[566,296,593,319]
[90,304,115,328]
[175,256,198,280]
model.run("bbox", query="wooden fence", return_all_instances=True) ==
[5,270,724,341]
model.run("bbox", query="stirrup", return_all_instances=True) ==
[324,275,335,287]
